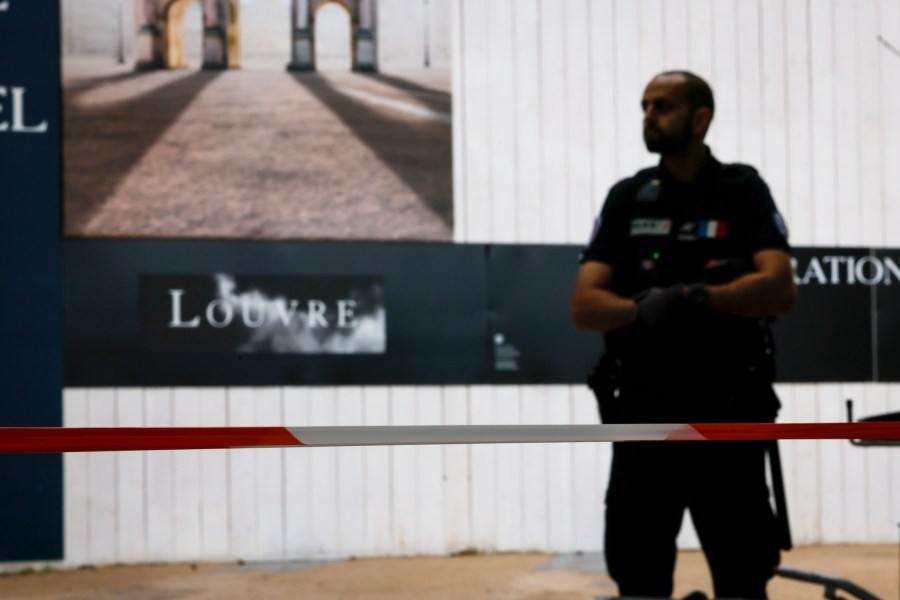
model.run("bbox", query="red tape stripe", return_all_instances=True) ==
[0,422,898,454]
[690,422,900,441]
[0,427,302,454]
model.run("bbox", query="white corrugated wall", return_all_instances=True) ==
[61,0,900,566]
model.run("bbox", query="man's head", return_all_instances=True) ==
[641,71,714,155]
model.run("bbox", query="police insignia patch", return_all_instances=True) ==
[636,178,662,202]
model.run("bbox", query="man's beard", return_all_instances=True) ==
[643,121,692,154]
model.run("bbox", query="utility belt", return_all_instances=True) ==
[587,347,778,425]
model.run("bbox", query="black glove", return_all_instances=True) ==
[634,284,686,328]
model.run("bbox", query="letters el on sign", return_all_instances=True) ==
[0,87,48,133]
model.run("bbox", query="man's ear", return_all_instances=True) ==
[692,107,713,136]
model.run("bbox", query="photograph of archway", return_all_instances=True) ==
[61,0,453,241]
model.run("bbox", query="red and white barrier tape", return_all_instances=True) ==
[0,422,898,454]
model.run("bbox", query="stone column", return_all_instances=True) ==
[287,0,315,71]
[352,0,377,72]
[134,0,165,70]
[201,0,230,70]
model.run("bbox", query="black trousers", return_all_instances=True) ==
[604,440,781,599]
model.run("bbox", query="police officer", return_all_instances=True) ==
[570,71,796,599]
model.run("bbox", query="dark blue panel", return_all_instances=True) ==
[0,0,64,560]
[771,248,875,382]
[487,244,603,384]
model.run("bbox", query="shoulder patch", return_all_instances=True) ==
[636,178,662,203]
[773,210,789,239]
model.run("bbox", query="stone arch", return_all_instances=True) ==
[163,0,196,68]
[135,0,239,70]
[312,1,353,69]
[288,0,377,72]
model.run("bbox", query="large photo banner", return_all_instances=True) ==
[62,0,453,242]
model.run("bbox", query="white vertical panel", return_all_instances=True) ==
[686,0,713,77]
[442,386,471,551]
[226,387,258,559]
[520,386,549,549]
[571,386,602,551]
[538,0,569,243]
[283,387,314,557]
[857,0,884,245]
[612,0,645,176]
[686,0,714,144]
[451,0,467,242]
[809,0,838,245]
[143,388,174,561]
[889,387,900,530]
[114,388,145,562]
[309,387,337,556]
[662,0,689,68]
[759,0,790,221]
[773,385,801,544]
[512,0,543,241]
[546,386,575,551]
[335,386,365,556]
[783,0,813,244]
[361,386,392,555]
[171,388,201,560]
[87,389,117,563]
[735,0,763,167]
[564,0,594,244]
[834,0,862,246]
[858,385,892,541]
[456,0,490,242]
[198,388,228,558]
[838,383,867,541]
[882,0,900,238]
[788,385,821,545]
[415,387,446,553]
[468,385,497,550]
[390,386,418,554]
[63,389,89,565]
[255,387,284,558]
[493,386,523,551]
[638,0,664,78]
[486,0,517,242]
[589,0,619,218]
[818,385,845,543]
[710,0,739,161]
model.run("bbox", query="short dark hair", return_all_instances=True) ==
[658,70,715,115]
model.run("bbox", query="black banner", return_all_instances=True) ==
[65,240,491,386]
[65,240,900,386]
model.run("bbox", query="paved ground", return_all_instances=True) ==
[0,544,895,599]
[63,58,452,241]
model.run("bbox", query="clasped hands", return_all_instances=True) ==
[633,283,708,329]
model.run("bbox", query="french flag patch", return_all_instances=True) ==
[698,220,727,239]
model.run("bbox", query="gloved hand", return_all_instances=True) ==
[633,284,686,328]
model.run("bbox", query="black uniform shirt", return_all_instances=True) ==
[581,151,791,385]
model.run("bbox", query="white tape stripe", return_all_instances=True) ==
[286,424,695,446]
